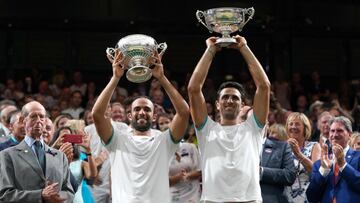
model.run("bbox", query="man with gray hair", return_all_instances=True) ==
[0,101,74,203]
[0,111,25,151]
[306,116,360,202]
[0,105,18,138]
[316,111,334,145]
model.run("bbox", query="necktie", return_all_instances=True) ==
[34,141,46,174]
[332,163,340,203]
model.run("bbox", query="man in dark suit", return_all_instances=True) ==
[306,116,360,203]
[260,137,297,203]
[0,101,74,203]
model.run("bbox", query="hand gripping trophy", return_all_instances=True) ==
[106,34,167,83]
[196,7,255,47]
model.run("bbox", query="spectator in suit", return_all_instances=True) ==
[0,111,25,151]
[260,124,297,203]
[0,101,74,203]
[306,116,360,203]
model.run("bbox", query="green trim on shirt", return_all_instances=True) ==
[253,113,264,129]
[196,116,208,131]
[102,126,115,146]
[169,129,181,144]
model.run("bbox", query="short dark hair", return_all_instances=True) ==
[123,96,150,107]
[216,81,247,101]
[131,96,152,105]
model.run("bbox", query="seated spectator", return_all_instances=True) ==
[157,113,172,132]
[70,71,87,96]
[62,90,84,119]
[83,109,94,126]
[110,102,126,122]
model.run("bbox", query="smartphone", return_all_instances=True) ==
[63,134,83,144]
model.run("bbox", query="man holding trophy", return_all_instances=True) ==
[188,7,271,203]
[92,35,189,203]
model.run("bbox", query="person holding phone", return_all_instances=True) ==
[50,125,98,203]
[92,49,189,203]
[68,130,97,203]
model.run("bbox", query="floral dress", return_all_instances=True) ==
[286,141,317,203]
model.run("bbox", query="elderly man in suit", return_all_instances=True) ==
[306,116,360,203]
[0,101,74,203]
[260,134,297,202]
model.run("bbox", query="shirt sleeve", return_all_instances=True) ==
[104,122,128,152]
[164,129,179,161]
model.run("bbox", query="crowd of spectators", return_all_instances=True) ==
[0,65,359,203]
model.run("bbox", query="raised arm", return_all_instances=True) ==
[92,51,125,144]
[230,35,271,125]
[80,133,98,180]
[187,37,220,128]
[151,52,189,142]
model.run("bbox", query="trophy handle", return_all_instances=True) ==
[196,10,212,33]
[240,7,255,30]
[157,42,168,56]
[106,47,117,60]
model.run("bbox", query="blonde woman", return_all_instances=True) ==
[285,112,321,202]
[268,123,288,141]
[351,132,360,150]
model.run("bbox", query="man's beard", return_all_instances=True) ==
[222,111,237,120]
[221,106,240,121]
[131,118,152,132]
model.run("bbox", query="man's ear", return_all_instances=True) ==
[241,101,245,108]
[19,115,25,124]
[215,100,220,111]
[127,112,132,122]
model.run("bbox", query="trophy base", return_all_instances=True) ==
[215,38,237,47]
[126,66,152,83]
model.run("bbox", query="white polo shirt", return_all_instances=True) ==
[105,123,178,203]
[196,114,264,202]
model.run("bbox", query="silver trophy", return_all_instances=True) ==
[196,7,255,47]
[106,34,167,83]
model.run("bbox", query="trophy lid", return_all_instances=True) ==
[117,34,157,49]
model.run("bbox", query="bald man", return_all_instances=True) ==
[0,101,74,203]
